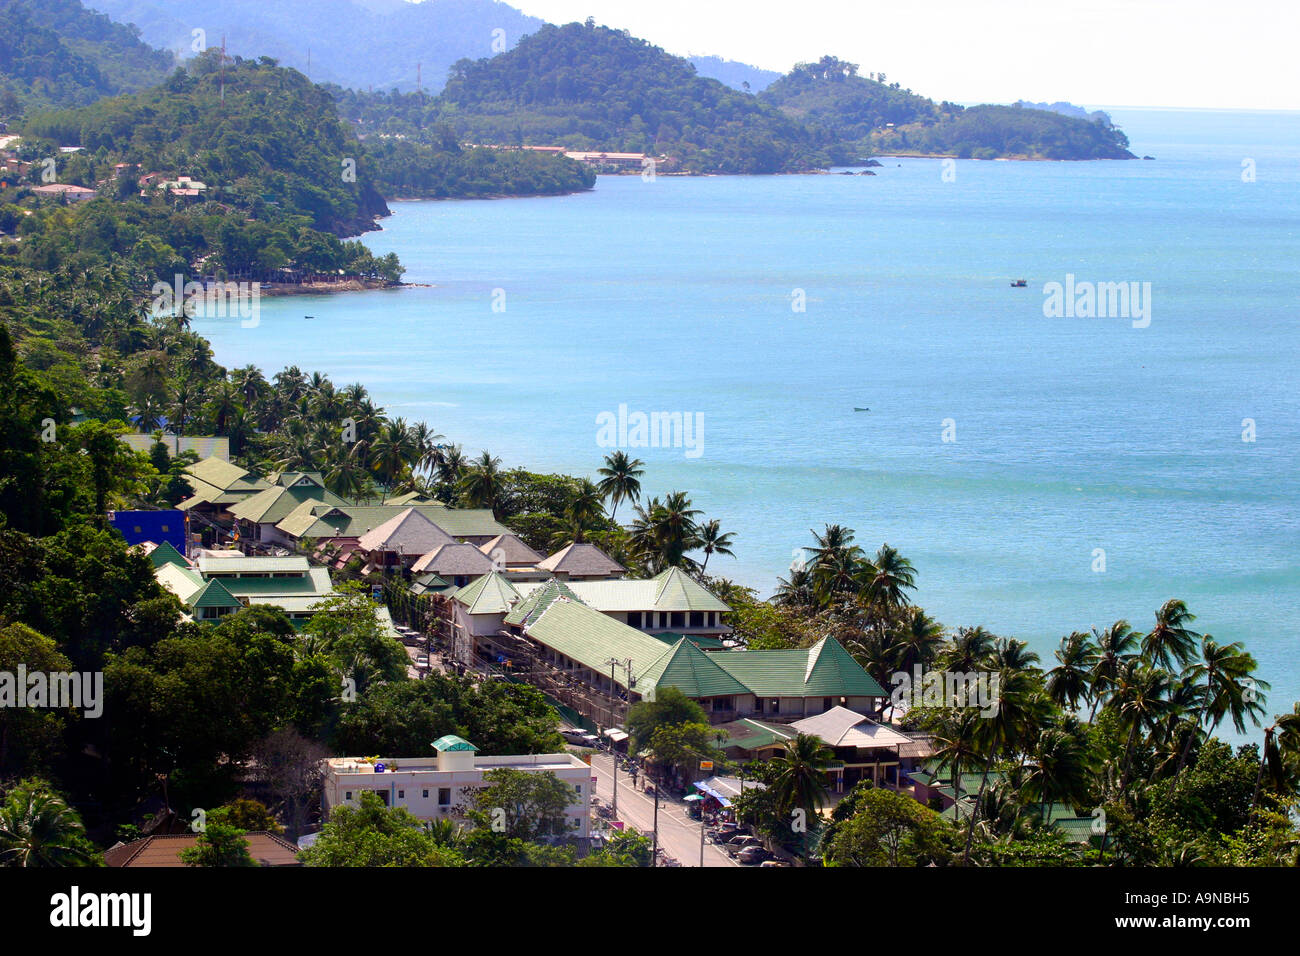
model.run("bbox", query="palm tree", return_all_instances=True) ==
[207,381,240,435]
[772,566,816,608]
[858,543,917,610]
[629,492,702,572]
[410,421,446,477]
[596,451,644,522]
[992,637,1041,671]
[697,519,735,572]
[810,545,865,606]
[962,666,1040,864]
[770,733,834,859]
[807,524,856,569]
[369,418,419,502]
[1141,599,1200,670]
[566,478,606,527]
[1107,660,1174,788]
[886,607,944,673]
[1175,637,1268,778]
[930,708,984,820]
[325,441,373,500]
[1087,621,1140,720]
[1046,631,1098,713]
[1024,723,1094,829]
[436,444,467,494]
[941,625,996,675]
[0,781,94,867]
[459,451,505,515]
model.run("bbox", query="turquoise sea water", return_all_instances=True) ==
[196,108,1300,742]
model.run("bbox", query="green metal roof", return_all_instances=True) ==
[186,456,270,494]
[230,484,349,524]
[432,735,477,752]
[717,718,797,752]
[521,597,670,690]
[190,578,241,609]
[277,503,508,540]
[637,638,751,699]
[710,637,886,699]
[409,572,453,596]
[503,578,583,627]
[453,572,521,614]
[148,541,189,569]
[651,631,727,651]
[650,567,732,612]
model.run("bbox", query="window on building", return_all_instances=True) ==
[422,789,429,799]
[712,697,732,711]
[398,790,404,799]
[345,791,352,800]
[670,611,686,628]
[689,611,705,628]
[824,697,833,711]
[438,788,451,806]
[771,699,780,714]
[627,611,643,629]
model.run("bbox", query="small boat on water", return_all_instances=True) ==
[854,407,870,412]
[1010,279,1028,288]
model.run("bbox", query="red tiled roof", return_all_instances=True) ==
[105,831,301,867]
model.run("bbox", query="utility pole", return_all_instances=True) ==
[650,776,659,866]
[606,658,618,814]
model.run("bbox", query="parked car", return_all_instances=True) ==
[727,836,763,856]
[759,859,789,868]
[737,846,771,865]
[415,656,429,669]
[561,729,600,748]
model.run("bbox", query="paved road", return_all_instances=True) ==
[588,754,738,868]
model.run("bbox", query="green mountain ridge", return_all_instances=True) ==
[434,21,831,174]
[0,0,175,120]
[761,56,1133,160]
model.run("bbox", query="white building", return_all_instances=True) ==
[322,736,592,839]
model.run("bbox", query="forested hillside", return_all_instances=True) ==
[0,0,175,120]
[436,21,831,174]
[763,56,1134,160]
[89,0,546,91]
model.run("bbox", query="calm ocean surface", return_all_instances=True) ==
[197,108,1300,742]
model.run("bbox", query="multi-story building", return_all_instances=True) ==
[322,736,592,839]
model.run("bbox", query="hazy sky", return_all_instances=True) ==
[501,0,1300,110]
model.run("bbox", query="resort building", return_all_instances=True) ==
[478,533,547,580]
[513,567,732,639]
[409,542,498,587]
[110,509,187,551]
[534,542,626,580]
[322,736,591,839]
[31,183,97,202]
[177,457,272,531]
[276,501,510,568]
[718,706,938,793]
[461,582,885,728]
[353,507,458,574]
[152,550,335,626]
[118,434,230,460]
[230,472,350,546]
